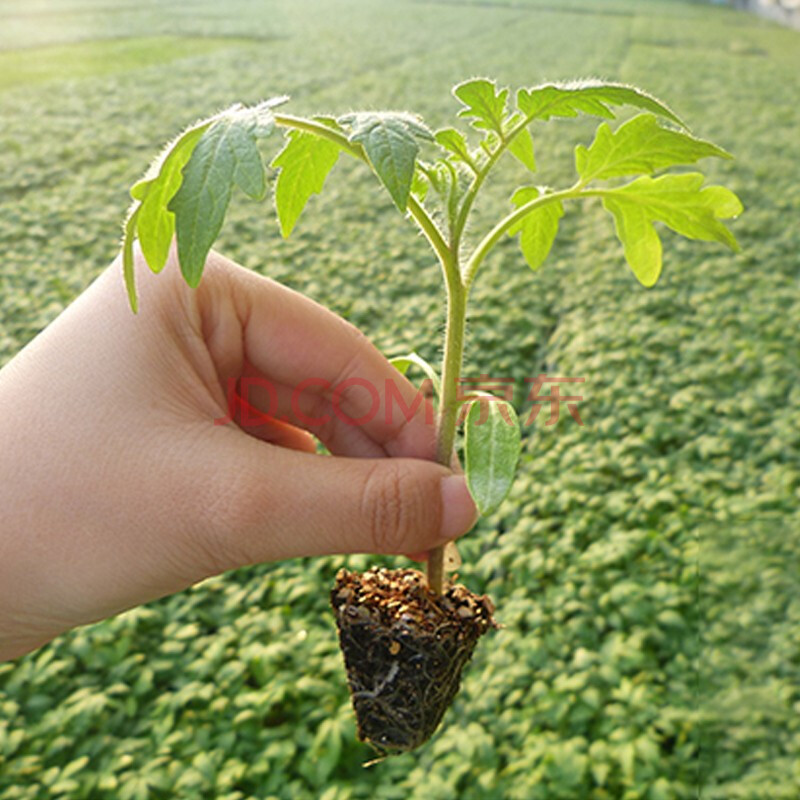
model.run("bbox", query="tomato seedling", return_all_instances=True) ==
[120,78,741,752]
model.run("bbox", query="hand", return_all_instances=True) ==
[0,248,476,660]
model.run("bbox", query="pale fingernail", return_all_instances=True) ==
[439,475,478,541]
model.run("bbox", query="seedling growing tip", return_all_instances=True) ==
[120,77,741,753]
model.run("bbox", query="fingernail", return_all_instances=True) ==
[439,475,477,541]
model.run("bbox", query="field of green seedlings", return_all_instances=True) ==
[1,0,799,798]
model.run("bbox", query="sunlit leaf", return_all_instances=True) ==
[271,123,341,237]
[576,113,731,183]
[170,100,285,286]
[517,80,683,127]
[454,78,510,135]
[508,186,563,270]
[601,172,742,286]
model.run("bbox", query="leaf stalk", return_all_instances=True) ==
[464,184,583,291]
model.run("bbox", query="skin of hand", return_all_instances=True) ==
[0,248,476,661]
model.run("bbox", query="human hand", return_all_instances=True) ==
[0,249,476,660]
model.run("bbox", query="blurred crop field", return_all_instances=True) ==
[1,0,799,798]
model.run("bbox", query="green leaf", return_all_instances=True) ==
[271,125,341,237]
[508,187,563,270]
[601,172,743,287]
[464,396,521,515]
[454,78,509,134]
[389,352,441,397]
[418,160,452,199]
[130,119,213,273]
[61,756,90,780]
[341,112,433,210]
[410,165,430,201]
[434,127,475,167]
[119,775,150,800]
[576,113,731,183]
[517,80,683,127]
[506,117,536,172]
[170,101,283,287]
[121,204,140,313]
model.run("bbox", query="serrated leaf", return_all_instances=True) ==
[389,352,441,397]
[131,121,212,274]
[576,114,731,183]
[506,116,536,172]
[170,103,280,287]
[601,172,743,287]
[434,127,474,166]
[517,80,683,127]
[271,127,341,237]
[342,112,433,210]
[508,187,563,270]
[128,99,286,284]
[604,199,662,287]
[454,78,509,134]
[464,396,521,515]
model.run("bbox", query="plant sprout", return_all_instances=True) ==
[120,77,741,751]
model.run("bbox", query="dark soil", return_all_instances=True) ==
[330,567,498,755]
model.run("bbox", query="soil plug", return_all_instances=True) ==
[330,567,497,754]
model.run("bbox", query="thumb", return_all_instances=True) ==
[195,432,477,572]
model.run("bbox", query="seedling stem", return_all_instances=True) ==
[122,80,742,598]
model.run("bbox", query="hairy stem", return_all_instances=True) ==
[273,113,361,157]
[275,112,460,591]
[428,258,467,594]
[429,181,587,589]
[451,114,532,256]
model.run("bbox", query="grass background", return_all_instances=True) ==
[1,1,799,798]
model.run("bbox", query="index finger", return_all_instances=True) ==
[199,252,438,460]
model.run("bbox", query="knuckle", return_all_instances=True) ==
[361,462,430,554]
[302,392,334,436]
[342,318,371,351]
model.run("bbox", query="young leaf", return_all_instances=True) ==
[419,159,457,201]
[169,102,282,287]
[575,114,731,184]
[517,80,683,127]
[271,126,341,238]
[601,172,743,287]
[508,187,564,271]
[506,122,536,172]
[434,127,475,169]
[340,112,433,211]
[454,78,510,135]
[410,166,430,202]
[130,120,214,274]
[464,396,521,515]
[389,352,441,398]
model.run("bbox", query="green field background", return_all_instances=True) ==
[1,1,799,798]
